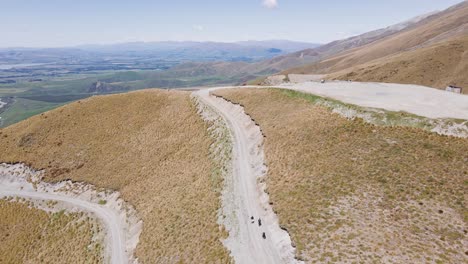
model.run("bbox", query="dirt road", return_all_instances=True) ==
[195,89,300,264]
[0,163,140,264]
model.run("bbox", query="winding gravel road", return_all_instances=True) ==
[195,89,300,264]
[0,164,137,264]
[3,81,459,264]
[0,190,127,264]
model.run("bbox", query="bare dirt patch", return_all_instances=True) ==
[213,88,468,263]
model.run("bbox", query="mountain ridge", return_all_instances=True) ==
[280,1,468,92]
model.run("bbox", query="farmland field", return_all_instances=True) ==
[0,98,65,128]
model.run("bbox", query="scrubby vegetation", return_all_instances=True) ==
[0,89,231,263]
[0,199,102,263]
[213,88,467,263]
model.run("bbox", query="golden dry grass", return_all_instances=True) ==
[283,2,468,91]
[328,36,468,93]
[213,88,468,263]
[0,199,102,263]
[0,89,230,263]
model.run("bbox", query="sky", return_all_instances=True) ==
[0,0,465,48]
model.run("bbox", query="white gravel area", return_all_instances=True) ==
[288,74,325,83]
[279,81,468,120]
[0,98,6,109]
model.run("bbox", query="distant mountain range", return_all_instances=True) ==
[151,7,453,86]
[109,2,468,90]
[78,40,319,54]
[0,40,321,64]
[2,1,466,93]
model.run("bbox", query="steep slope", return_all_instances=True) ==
[0,90,231,263]
[284,1,468,76]
[250,9,438,75]
[328,36,468,93]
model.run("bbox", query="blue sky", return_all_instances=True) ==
[0,0,464,47]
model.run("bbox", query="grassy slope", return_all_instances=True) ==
[327,36,468,93]
[0,89,230,263]
[282,2,468,91]
[0,200,102,263]
[213,88,467,263]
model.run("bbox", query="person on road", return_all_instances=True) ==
[258,218,262,226]
[262,232,266,239]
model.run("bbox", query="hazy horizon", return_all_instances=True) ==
[0,39,321,50]
[0,0,465,48]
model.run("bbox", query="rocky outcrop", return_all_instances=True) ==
[88,81,130,94]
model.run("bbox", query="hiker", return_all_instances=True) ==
[258,218,262,226]
[251,216,254,224]
[262,232,266,239]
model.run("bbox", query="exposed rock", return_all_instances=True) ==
[88,81,130,94]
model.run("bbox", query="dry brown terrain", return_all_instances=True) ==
[0,89,230,263]
[0,200,102,263]
[213,88,468,263]
[328,36,468,93]
[282,1,468,91]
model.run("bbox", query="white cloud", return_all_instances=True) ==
[192,25,204,31]
[262,0,278,9]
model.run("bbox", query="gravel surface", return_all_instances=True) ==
[280,81,468,120]
[194,89,301,264]
[0,163,141,264]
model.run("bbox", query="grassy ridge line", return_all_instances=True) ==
[0,67,239,128]
[212,88,467,263]
[0,89,230,263]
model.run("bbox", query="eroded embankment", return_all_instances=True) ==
[0,163,142,264]
[194,89,302,264]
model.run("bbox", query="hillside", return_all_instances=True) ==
[251,10,437,74]
[0,200,102,263]
[328,36,468,94]
[0,90,231,263]
[213,88,468,263]
[282,1,468,89]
